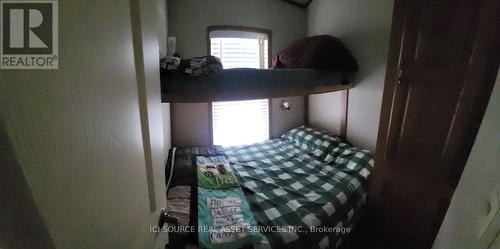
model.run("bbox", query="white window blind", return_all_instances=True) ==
[212,99,269,147]
[210,30,268,69]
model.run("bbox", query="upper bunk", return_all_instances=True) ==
[161,35,358,103]
[161,68,352,102]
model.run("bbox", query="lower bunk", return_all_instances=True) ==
[165,126,374,249]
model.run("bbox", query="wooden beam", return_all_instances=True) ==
[208,102,213,146]
[340,89,349,139]
[163,84,352,103]
[304,95,309,126]
[268,99,273,138]
[170,103,177,146]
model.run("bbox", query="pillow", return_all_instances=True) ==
[281,125,347,161]
[282,126,374,180]
[271,35,359,71]
[327,146,374,181]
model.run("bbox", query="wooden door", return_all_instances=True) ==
[369,0,500,248]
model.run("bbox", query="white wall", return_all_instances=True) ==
[0,0,167,248]
[158,0,172,156]
[171,96,304,146]
[172,103,212,146]
[167,0,307,57]
[433,70,500,249]
[0,122,55,248]
[167,0,307,146]
[270,96,305,138]
[308,92,342,135]
[307,0,394,151]
[157,0,168,57]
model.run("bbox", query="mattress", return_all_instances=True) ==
[165,138,373,249]
[225,138,373,248]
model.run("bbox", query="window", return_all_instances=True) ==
[208,26,271,69]
[212,99,269,147]
[209,27,271,147]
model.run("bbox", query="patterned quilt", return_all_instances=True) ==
[225,138,374,249]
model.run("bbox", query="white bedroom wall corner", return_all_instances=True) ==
[306,0,394,151]
[433,70,500,249]
[168,0,307,58]
[0,120,56,249]
[0,0,154,247]
[307,92,343,135]
[157,0,168,58]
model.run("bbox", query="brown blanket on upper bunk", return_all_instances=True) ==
[272,35,358,71]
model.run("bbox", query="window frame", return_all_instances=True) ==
[207,25,273,68]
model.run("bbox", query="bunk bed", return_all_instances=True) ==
[160,35,358,103]
[161,68,352,103]
[161,36,366,248]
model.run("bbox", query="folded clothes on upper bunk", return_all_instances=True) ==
[161,55,223,77]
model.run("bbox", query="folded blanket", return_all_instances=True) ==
[197,156,262,249]
[166,186,191,233]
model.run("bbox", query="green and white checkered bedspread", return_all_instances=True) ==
[225,138,374,249]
